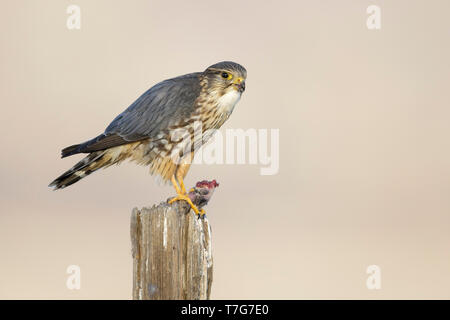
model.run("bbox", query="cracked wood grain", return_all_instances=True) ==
[131,201,213,300]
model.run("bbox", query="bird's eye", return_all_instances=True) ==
[221,72,232,80]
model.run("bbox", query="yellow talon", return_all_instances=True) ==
[168,194,205,216]
[179,179,187,194]
[169,176,205,217]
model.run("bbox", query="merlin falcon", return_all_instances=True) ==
[49,61,247,215]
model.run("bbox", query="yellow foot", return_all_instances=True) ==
[168,194,206,217]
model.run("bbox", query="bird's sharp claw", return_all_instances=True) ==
[168,193,203,216]
[197,209,206,219]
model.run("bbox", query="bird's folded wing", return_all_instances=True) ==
[63,72,202,157]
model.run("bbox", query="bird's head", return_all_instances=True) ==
[203,61,247,95]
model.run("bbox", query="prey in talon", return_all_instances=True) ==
[184,180,220,218]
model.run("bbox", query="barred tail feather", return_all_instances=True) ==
[49,151,107,190]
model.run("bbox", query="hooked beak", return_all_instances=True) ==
[233,77,246,93]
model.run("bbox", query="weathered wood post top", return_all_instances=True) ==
[130,180,218,300]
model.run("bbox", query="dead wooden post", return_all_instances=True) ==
[130,200,213,300]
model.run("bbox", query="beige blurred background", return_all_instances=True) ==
[1,0,449,299]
